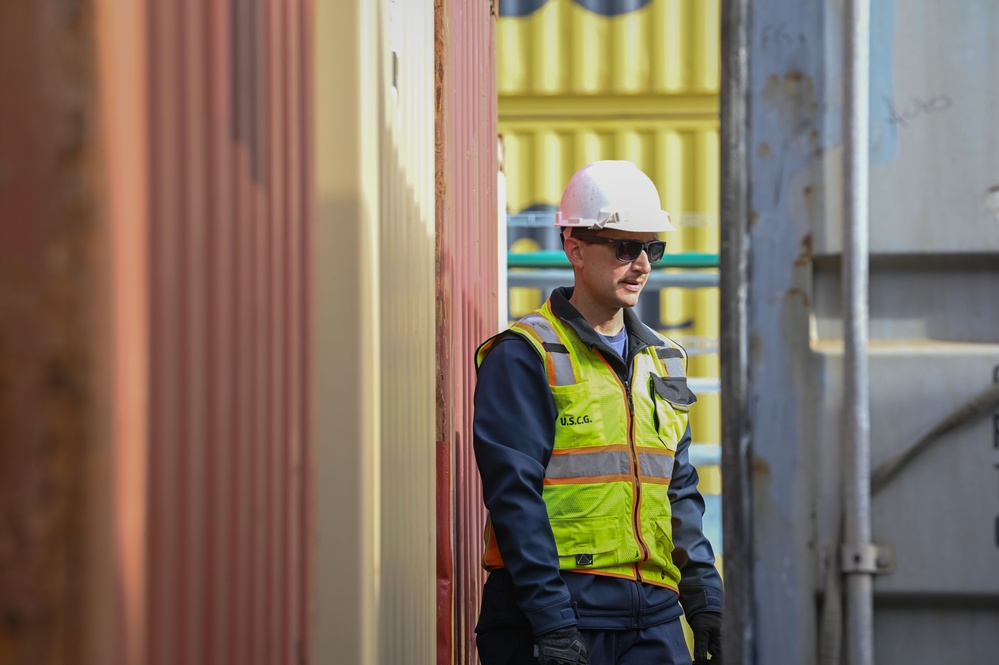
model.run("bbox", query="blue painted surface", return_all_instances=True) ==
[743,2,999,662]
[870,1,897,164]
[824,1,897,164]
[748,2,828,663]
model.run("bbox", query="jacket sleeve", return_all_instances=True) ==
[669,423,724,618]
[472,335,578,637]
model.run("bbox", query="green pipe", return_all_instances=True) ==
[507,251,719,269]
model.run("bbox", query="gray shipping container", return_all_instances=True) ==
[721,1,999,664]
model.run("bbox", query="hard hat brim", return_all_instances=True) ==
[554,210,677,233]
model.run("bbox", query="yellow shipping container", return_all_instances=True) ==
[498,0,719,96]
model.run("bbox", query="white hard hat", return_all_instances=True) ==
[554,160,676,233]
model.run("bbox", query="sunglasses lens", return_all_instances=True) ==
[614,240,666,263]
[616,241,644,262]
[647,241,666,263]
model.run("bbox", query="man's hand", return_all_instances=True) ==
[533,626,590,665]
[689,611,722,664]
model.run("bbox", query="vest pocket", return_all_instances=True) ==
[649,518,679,583]
[650,374,697,411]
[550,381,604,444]
[649,374,694,451]
[550,515,625,568]
[653,518,676,557]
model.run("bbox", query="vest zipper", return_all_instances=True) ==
[623,380,651,579]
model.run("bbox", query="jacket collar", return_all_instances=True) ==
[548,286,663,356]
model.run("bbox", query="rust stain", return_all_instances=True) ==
[761,70,818,121]
[802,185,818,220]
[785,287,810,308]
[758,142,771,158]
[793,232,813,267]
[752,455,771,480]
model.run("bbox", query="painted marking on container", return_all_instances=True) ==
[884,94,953,129]
[760,23,805,52]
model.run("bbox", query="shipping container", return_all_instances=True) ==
[721,0,999,663]
[315,0,437,663]
[315,1,497,664]
[0,3,109,662]
[436,1,500,663]
[0,1,315,664]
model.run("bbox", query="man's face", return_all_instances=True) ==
[569,229,658,310]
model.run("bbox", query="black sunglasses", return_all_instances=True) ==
[573,235,667,264]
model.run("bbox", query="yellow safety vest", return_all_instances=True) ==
[476,300,697,590]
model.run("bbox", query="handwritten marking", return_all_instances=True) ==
[760,23,805,51]
[885,95,953,128]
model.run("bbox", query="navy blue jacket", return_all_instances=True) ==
[473,287,723,638]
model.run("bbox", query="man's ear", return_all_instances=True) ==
[564,237,585,269]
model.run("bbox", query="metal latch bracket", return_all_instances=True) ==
[840,543,894,575]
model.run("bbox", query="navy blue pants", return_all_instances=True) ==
[476,618,692,665]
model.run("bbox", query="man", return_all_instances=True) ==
[473,161,723,665]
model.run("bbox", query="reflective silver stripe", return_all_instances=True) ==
[639,453,674,480]
[663,356,686,378]
[546,450,632,480]
[520,313,575,386]
[656,344,687,378]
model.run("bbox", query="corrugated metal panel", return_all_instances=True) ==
[0,3,106,663]
[379,1,437,664]
[1,1,314,663]
[144,2,313,665]
[97,2,151,663]
[436,0,499,663]
[314,0,379,660]
[315,1,437,664]
[498,0,719,96]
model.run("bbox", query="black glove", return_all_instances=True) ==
[533,626,590,665]
[689,611,722,664]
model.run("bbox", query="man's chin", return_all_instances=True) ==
[615,293,642,309]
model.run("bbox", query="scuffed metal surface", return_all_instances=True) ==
[144,1,313,663]
[747,2,827,664]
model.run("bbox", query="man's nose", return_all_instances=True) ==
[632,249,653,272]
